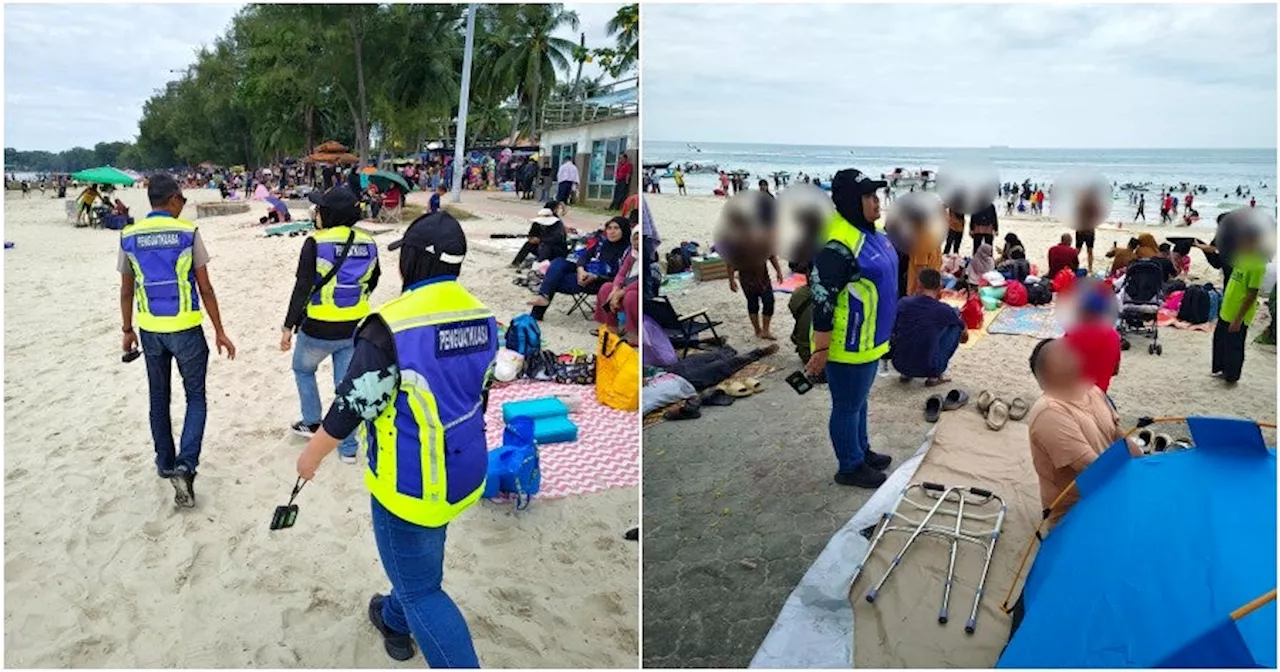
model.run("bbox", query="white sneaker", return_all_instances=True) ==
[339,453,357,464]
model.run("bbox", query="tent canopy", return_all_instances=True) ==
[999,417,1276,668]
[70,166,135,186]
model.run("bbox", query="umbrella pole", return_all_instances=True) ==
[1231,588,1277,621]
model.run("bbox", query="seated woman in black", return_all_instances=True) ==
[511,200,569,267]
[528,216,631,321]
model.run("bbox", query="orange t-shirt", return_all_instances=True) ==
[1026,386,1122,525]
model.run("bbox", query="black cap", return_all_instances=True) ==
[831,168,888,197]
[307,184,361,211]
[389,211,467,264]
[147,173,183,206]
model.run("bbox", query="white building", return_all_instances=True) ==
[539,79,638,205]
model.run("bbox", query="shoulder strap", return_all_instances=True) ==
[309,229,358,303]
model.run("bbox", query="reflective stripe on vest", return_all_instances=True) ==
[363,279,498,528]
[810,213,895,364]
[308,226,378,323]
[120,216,203,333]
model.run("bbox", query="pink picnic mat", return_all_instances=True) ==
[484,380,639,499]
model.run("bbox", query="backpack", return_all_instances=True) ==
[666,248,689,274]
[505,314,541,359]
[1004,280,1028,307]
[1026,280,1053,306]
[1177,284,1211,324]
[961,293,985,329]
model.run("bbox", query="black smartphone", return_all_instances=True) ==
[786,371,814,395]
[270,504,299,530]
[122,349,141,363]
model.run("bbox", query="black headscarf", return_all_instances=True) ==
[831,182,874,230]
[399,244,461,290]
[588,216,632,267]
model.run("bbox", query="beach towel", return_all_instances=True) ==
[987,305,1065,338]
[484,380,638,499]
[264,220,314,237]
[772,272,808,294]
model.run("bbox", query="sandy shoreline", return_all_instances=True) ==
[3,187,637,667]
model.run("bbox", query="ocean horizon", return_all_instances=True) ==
[644,141,1277,225]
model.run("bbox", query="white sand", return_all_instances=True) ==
[647,192,1277,426]
[2,187,637,667]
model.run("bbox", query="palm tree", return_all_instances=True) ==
[606,4,639,75]
[490,4,580,135]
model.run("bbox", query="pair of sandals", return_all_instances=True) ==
[976,391,1029,431]
[1134,429,1192,454]
[924,389,970,423]
[663,379,761,421]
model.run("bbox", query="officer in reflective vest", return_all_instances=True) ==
[119,173,237,508]
[280,185,380,463]
[806,168,898,490]
[296,212,494,667]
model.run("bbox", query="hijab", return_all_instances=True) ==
[399,244,461,290]
[967,242,995,284]
[1135,233,1160,259]
[589,216,633,267]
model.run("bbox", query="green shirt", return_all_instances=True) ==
[1219,252,1267,325]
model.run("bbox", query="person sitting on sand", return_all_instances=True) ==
[113,199,130,217]
[1046,233,1080,279]
[528,216,630,321]
[965,241,995,289]
[1027,339,1143,527]
[1063,287,1121,393]
[997,232,1025,265]
[1105,237,1140,277]
[595,228,641,344]
[891,269,968,386]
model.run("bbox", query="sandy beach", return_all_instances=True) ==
[2,186,637,667]
[647,191,1277,429]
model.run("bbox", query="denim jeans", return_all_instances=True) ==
[292,332,357,457]
[930,325,964,377]
[371,497,479,668]
[825,360,879,473]
[140,326,209,474]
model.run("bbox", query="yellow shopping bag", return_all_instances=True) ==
[596,329,639,412]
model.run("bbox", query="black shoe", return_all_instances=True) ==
[368,594,415,661]
[158,467,175,479]
[865,450,892,471]
[834,464,887,489]
[170,466,196,508]
[291,421,320,438]
[530,304,547,321]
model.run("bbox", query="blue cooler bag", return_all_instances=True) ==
[484,416,541,508]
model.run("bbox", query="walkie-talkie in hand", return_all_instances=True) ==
[786,370,815,395]
[270,477,307,530]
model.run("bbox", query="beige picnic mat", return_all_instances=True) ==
[851,410,1042,668]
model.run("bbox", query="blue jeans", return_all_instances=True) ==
[292,332,357,458]
[825,360,879,473]
[930,325,964,377]
[141,326,209,474]
[538,258,590,300]
[371,497,479,668]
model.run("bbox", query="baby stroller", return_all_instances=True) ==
[1118,258,1164,355]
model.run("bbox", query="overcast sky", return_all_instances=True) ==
[4,2,623,152]
[643,3,1277,149]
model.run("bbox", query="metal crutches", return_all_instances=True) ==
[964,488,1006,633]
[865,482,956,603]
[938,487,965,624]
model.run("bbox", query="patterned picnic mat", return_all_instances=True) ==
[987,305,1065,339]
[484,380,638,499]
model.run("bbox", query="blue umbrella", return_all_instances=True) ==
[999,417,1276,668]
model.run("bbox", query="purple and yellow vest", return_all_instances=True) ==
[119,214,203,333]
[363,278,498,527]
[309,226,378,323]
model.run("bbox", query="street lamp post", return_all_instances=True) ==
[451,3,477,204]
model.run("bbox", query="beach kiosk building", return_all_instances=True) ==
[539,77,638,205]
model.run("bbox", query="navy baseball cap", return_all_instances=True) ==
[389,211,467,265]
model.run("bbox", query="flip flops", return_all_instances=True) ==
[976,390,995,414]
[1007,397,1029,421]
[986,400,1010,431]
[720,380,753,398]
[743,377,765,394]
[925,395,944,423]
[1152,433,1173,453]
[942,389,970,411]
[1136,429,1155,450]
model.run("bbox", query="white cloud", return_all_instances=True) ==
[641,3,1277,148]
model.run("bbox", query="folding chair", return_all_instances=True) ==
[645,295,723,356]
[565,291,597,319]
[376,193,403,224]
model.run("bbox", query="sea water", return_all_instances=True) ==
[643,142,1277,227]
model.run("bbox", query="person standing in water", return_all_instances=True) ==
[119,174,236,507]
[297,211,495,667]
[280,185,380,464]
[1133,194,1146,222]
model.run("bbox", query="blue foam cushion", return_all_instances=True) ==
[502,397,569,424]
[533,415,578,444]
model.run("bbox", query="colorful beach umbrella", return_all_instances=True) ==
[366,169,409,193]
[70,166,135,186]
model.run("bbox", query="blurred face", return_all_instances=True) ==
[862,193,881,222]
[1040,340,1082,390]
[632,230,640,251]
[605,221,623,242]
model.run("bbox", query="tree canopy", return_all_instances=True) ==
[4,3,638,173]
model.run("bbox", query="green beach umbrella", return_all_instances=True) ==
[367,169,410,193]
[70,166,135,186]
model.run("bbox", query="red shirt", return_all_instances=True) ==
[1047,244,1079,278]
[615,160,633,183]
[1064,322,1122,392]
